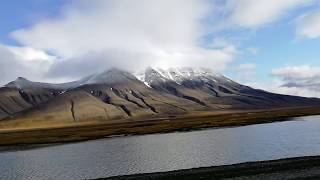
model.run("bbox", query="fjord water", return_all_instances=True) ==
[1,116,320,179]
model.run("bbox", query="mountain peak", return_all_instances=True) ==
[85,68,138,85]
[6,77,32,89]
[4,67,235,90]
[134,67,226,85]
[16,77,28,81]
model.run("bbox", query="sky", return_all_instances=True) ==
[1,0,320,97]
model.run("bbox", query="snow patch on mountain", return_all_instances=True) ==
[134,67,229,85]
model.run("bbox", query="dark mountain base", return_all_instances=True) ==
[0,106,320,146]
[96,156,320,180]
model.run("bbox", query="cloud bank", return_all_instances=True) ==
[0,45,54,85]
[10,0,311,80]
[271,65,320,96]
[10,0,238,79]
[1,0,319,98]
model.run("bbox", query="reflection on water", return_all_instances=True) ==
[1,116,320,179]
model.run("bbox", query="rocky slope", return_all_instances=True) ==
[0,67,319,129]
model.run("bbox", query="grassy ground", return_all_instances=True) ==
[0,106,320,146]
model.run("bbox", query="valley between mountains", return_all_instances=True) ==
[1,67,320,145]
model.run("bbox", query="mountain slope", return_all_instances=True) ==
[0,67,319,129]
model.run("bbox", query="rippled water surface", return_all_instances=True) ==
[1,116,320,179]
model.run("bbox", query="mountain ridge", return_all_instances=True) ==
[1,67,319,129]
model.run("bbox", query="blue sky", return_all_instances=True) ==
[228,17,320,82]
[1,0,320,97]
[0,0,67,44]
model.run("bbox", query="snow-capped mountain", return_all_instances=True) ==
[134,67,241,90]
[135,67,225,84]
[1,67,320,125]
[5,67,235,90]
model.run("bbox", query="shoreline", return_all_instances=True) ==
[95,156,320,180]
[0,106,320,146]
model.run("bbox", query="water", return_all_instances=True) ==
[1,116,320,179]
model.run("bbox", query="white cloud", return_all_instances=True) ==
[248,80,320,98]
[0,0,317,90]
[270,65,320,97]
[7,46,55,62]
[272,65,320,80]
[0,45,54,85]
[237,64,320,98]
[223,0,314,28]
[9,0,238,80]
[296,10,320,39]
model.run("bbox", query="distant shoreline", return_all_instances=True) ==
[0,106,320,146]
[95,156,320,180]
